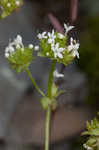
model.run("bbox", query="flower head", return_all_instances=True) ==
[5,35,34,73]
[37,23,80,65]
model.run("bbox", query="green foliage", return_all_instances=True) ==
[0,0,22,18]
[40,96,57,110]
[78,17,99,104]
[40,83,64,110]
[82,116,99,150]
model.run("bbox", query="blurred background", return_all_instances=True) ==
[0,0,99,150]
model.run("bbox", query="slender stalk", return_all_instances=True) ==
[45,60,56,150]
[45,107,51,150]
[47,60,56,98]
[25,68,45,97]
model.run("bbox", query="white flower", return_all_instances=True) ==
[28,44,34,49]
[64,23,74,34]
[58,33,65,39]
[37,32,47,39]
[53,69,64,78]
[34,45,39,51]
[48,30,56,44]
[51,43,65,59]
[68,37,80,58]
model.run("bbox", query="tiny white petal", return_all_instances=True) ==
[73,50,79,58]
[57,53,63,59]
[55,43,59,49]
[48,39,52,44]
[64,23,74,33]
[68,45,73,52]
[52,29,54,35]
[42,32,46,36]
[58,47,65,52]
[48,32,51,37]
[48,38,54,44]
[54,52,57,58]
[38,32,47,39]
[70,37,74,43]
[75,43,80,49]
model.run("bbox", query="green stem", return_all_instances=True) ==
[47,60,56,98]
[45,107,51,150]
[25,68,45,97]
[45,60,56,150]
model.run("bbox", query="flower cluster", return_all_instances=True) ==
[37,24,80,65]
[82,117,99,150]
[5,35,34,72]
[0,0,22,18]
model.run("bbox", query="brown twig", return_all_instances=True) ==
[70,0,78,24]
[48,13,64,34]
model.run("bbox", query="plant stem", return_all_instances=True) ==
[45,60,56,150]
[45,107,51,150]
[47,60,56,98]
[25,68,45,97]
